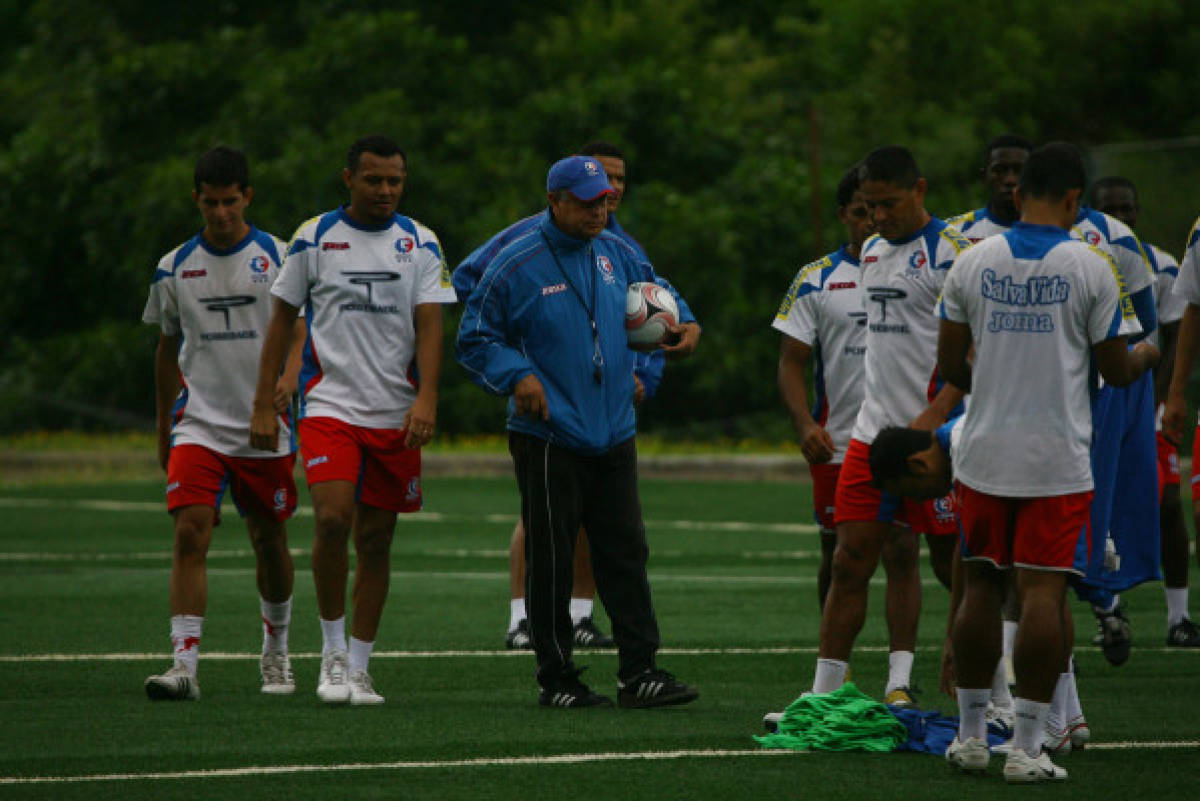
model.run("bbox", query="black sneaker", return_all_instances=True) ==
[1092,603,1131,666]
[573,616,615,648]
[505,619,532,650]
[617,669,699,709]
[1167,617,1200,647]
[538,667,614,708]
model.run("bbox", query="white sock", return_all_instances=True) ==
[569,597,593,625]
[990,657,1014,709]
[348,636,373,674]
[885,650,914,694]
[1013,697,1050,756]
[1166,586,1189,627]
[508,598,526,632]
[170,614,203,676]
[957,688,991,741]
[1001,620,1018,662]
[813,658,848,694]
[260,596,291,655]
[1065,657,1084,723]
[320,616,347,655]
[1046,672,1071,732]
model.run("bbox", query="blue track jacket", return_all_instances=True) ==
[456,213,695,454]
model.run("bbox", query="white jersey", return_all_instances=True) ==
[1147,242,1185,328]
[272,208,457,428]
[1171,217,1200,306]
[142,226,291,458]
[772,245,866,463]
[945,207,1013,243]
[850,217,971,444]
[1071,207,1154,300]
[937,222,1130,496]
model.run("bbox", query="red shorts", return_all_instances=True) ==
[833,438,958,535]
[809,462,841,531]
[299,416,422,513]
[955,482,1091,573]
[1158,432,1181,496]
[166,443,297,523]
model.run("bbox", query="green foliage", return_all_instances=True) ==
[3,0,1199,436]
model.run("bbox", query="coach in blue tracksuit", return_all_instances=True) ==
[456,155,701,710]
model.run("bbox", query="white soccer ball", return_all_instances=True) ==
[625,281,680,350]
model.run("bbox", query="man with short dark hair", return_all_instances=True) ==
[948,134,1034,243]
[251,134,457,706]
[799,146,968,708]
[457,155,701,709]
[1092,176,1199,647]
[142,146,305,700]
[937,142,1157,782]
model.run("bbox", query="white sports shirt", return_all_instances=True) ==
[272,208,457,429]
[1071,208,1154,301]
[772,245,866,464]
[850,218,971,445]
[937,223,1130,496]
[1147,242,1186,329]
[945,207,1012,243]
[142,226,291,457]
[1170,217,1200,306]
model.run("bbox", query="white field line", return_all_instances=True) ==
[0,497,820,534]
[4,643,1196,663]
[1,742,1196,785]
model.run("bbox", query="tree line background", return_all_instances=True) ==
[3,0,1199,440]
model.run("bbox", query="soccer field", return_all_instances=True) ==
[0,475,1197,800]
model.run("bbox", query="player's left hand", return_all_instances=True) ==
[273,376,298,415]
[403,396,437,450]
[633,374,645,406]
[661,322,701,360]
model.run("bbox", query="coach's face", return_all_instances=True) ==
[344,152,406,225]
[548,191,609,240]
[861,177,927,241]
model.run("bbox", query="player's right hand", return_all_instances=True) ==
[513,374,549,421]
[799,424,835,464]
[1163,393,1189,446]
[249,405,280,451]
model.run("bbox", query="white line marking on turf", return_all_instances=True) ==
[2,742,1197,785]
[0,497,820,534]
[5,644,1197,663]
[0,749,797,785]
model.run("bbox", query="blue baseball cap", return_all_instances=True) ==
[546,156,615,202]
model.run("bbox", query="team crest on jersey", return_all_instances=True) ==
[248,255,271,283]
[595,255,616,285]
[908,250,928,270]
[395,237,415,262]
[1082,230,1101,246]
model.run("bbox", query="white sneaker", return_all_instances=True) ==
[1043,723,1072,756]
[1067,715,1090,750]
[1004,748,1068,783]
[317,649,351,704]
[260,651,295,695]
[986,702,1015,736]
[946,736,991,772]
[763,711,783,732]
[348,669,385,705]
[145,664,200,701]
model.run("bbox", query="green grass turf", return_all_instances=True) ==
[0,476,1198,800]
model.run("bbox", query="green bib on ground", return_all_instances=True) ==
[755,682,908,752]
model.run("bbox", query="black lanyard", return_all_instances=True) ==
[540,231,604,384]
